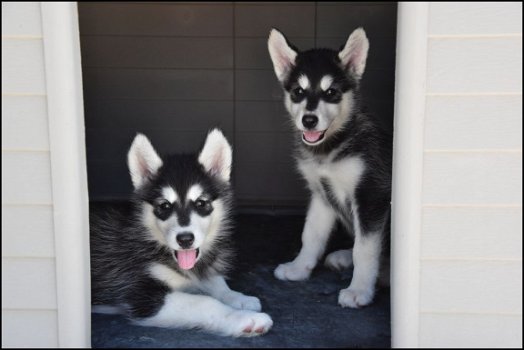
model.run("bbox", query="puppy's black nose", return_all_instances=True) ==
[176,232,195,249]
[302,115,318,129]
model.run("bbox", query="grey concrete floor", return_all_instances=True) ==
[91,214,391,348]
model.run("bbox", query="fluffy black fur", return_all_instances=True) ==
[90,153,234,320]
[267,27,394,307]
[288,45,392,237]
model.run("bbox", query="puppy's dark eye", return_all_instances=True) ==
[193,198,213,215]
[154,200,173,220]
[325,88,337,97]
[158,201,172,211]
[293,87,305,96]
[194,199,208,208]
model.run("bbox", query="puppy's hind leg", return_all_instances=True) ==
[324,249,353,271]
[135,291,273,337]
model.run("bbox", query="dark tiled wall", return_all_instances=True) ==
[79,2,397,209]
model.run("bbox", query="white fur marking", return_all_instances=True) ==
[148,263,192,290]
[162,187,178,203]
[203,199,225,242]
[322,92,353,134]
[320,75,333,91]
[186,184,204,203]
[298,155,365,205]
[298,74,310,90]
[142,202,168,244]
[325,157,366,203]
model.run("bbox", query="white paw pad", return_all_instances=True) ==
[338,287,374,308]
[228,311,273,337]
[324,249,353,271]
[274,261,311,281]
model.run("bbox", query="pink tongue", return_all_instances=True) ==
[177,249,197,270]
[303,131,323,143]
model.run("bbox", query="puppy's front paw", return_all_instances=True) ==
[226,311,273,337]
[274,261,311,281]
[223,293,261,312]
[324,249,353,271]
[338,287,374,308]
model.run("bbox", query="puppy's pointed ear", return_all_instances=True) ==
[198,129,232,182]
[268,28,297,82]
[338,28,369,80]
[127,133,163,189]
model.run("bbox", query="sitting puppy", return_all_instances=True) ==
[268,28,392,308]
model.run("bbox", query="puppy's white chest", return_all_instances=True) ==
[299,156,366,203]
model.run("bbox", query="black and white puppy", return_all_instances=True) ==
[90,129,273,336]
[268,28,392,308]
